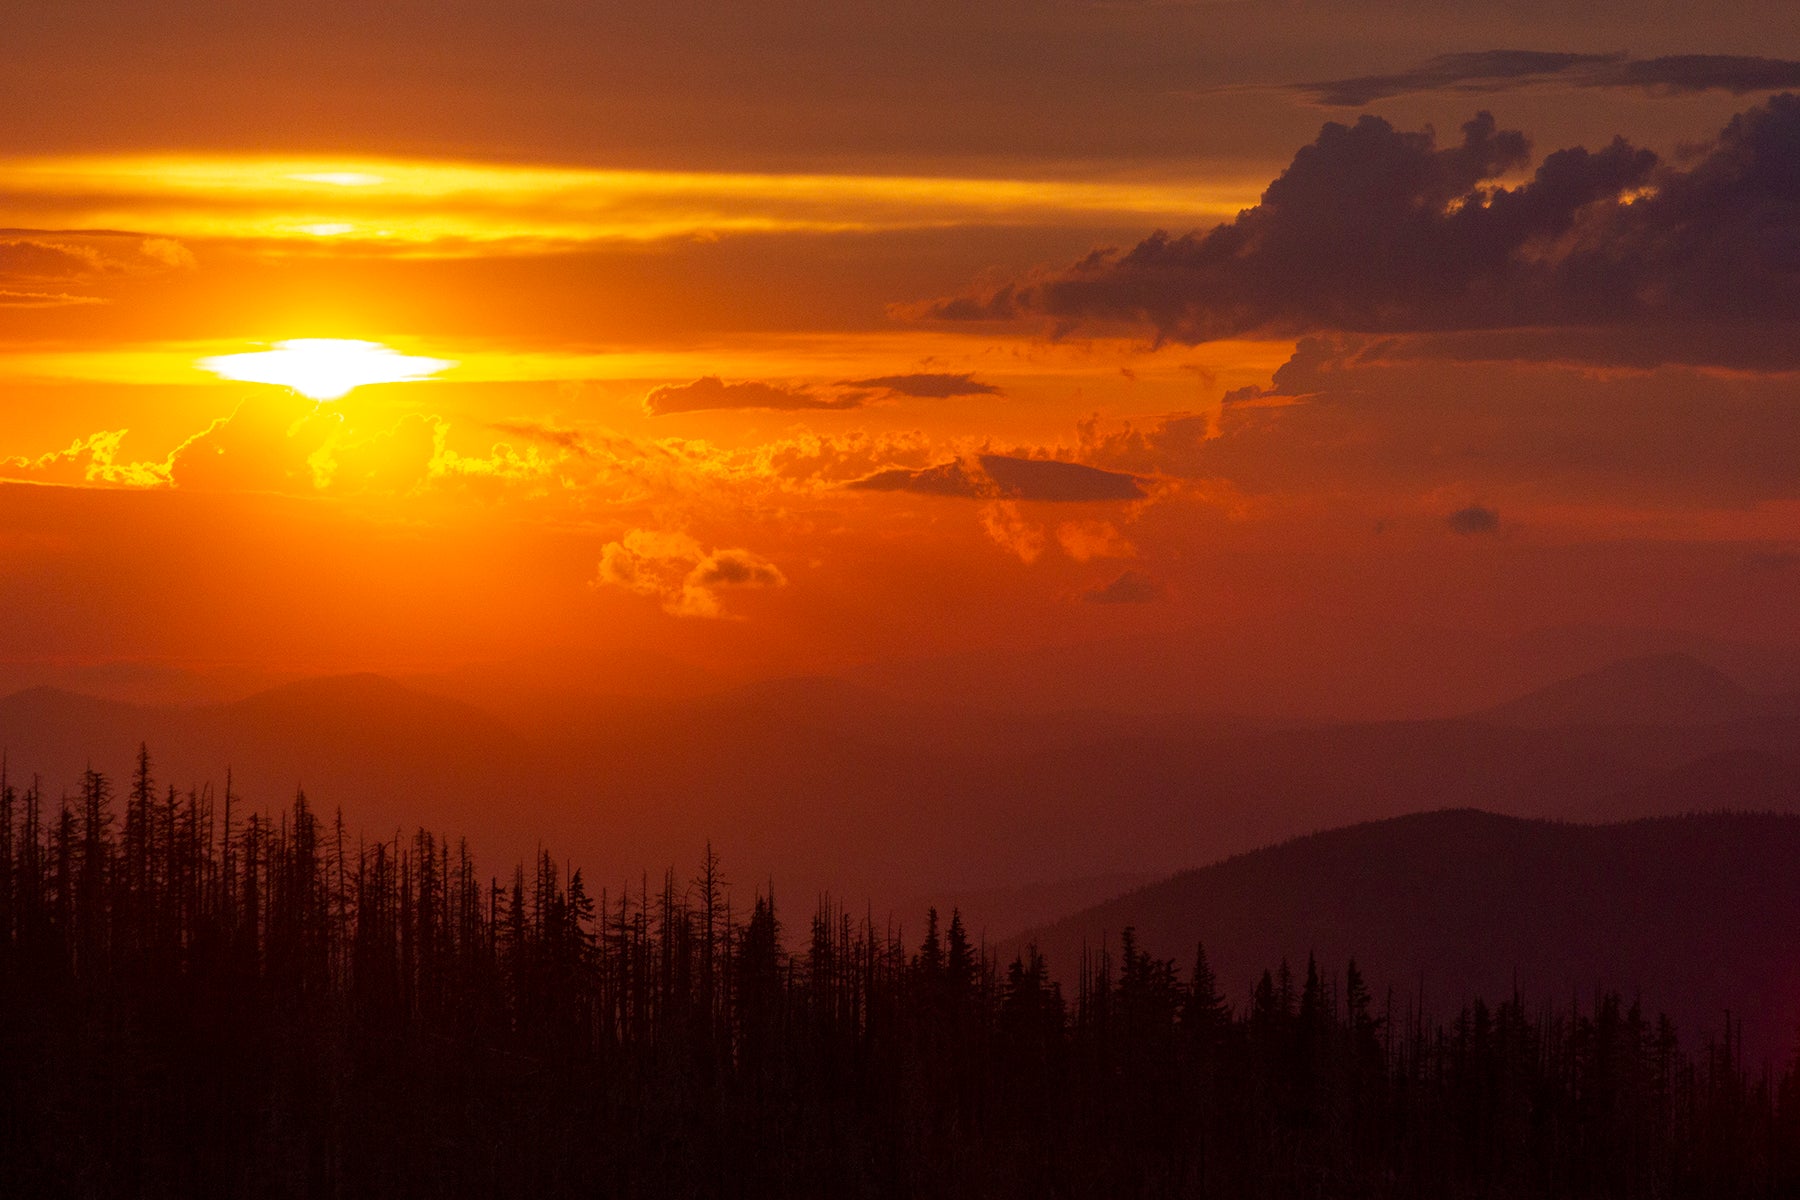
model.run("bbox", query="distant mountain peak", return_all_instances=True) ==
[1478,652,1758,729]
[218,671,485,713]
[0,684,152,722]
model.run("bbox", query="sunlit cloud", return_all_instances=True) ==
[0,429,170,488]
[198,338,456,400]
[593,529,787,619]
[0,154,1260,252]
[0,289,106,308]
[0,333,1291,391]
[289,172,386,188]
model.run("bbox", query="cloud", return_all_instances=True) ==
[1607,55,1800,95]
[979,502,1047,563]
[645,376,861,414]
[593,529,786,618]
[836,372,1002,398]
[1447,504,1501,535]
[0,397,969,526]
[1082,337,1800,510]
[0,394,602,507]
[136,237,196,269]
[1096,318,1800,510]
[979,455,1147,501]
[916,97,1800,367]
[646,372,1005,415]
[0,232,195,307]
[688,548,786,589]
[848,453,1145,501]
[0,430,169,488]
[0,290,105,308]
[848,459,987,497]
[0,233,195,281]
[1083,570,1163,604]
[743,429,939,487]
[488,420,590,455]
[0,156,1241,252]
[160,398,364,493]
[1295,51,1800,107]
[0,238,105,280]
[844,455,1145,560]
[1056,520,1135,561]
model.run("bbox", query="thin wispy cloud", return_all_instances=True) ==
[1294,51,1800,106]
[848,454,1146,502]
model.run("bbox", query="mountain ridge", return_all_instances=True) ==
[1011,807,1800,1061]
[1477,652,1763,729]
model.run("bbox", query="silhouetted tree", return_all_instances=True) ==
[3,750,1798,1198]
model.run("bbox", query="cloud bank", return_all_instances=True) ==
[1078,335,1800,509]
[918,97,1800,368]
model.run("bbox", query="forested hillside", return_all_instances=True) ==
[3,751,1800,1196]
[1016,809,1800,1063]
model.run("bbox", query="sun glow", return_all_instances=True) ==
[0,154,1261,249]
[198,338,455,400]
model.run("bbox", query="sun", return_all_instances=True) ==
[199,338,455,400]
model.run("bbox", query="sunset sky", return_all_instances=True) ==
[4,0,1798,711]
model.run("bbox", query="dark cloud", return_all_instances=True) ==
[1607,55,1800,95]
[0,232,194,280]
[1447,505,1501,535]
[981,456,1146,501]
[1083,570,1163,604]
[848,454,1145,502]
[0,232,193,309]
[1297,51,1800,107]
[689,548,786,589]
[1297,50,1611,107]
[489,421,590,455]
[918,97,1800,367]
[0,238,102,280]
[849,459,987,498]
[594,532,785,619]
[836,372,1002,398]
[644,376,860,415]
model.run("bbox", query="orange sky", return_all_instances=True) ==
[3,0,1798,711]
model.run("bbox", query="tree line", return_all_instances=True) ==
[0,747,1797,1197]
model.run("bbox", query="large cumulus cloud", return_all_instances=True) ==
[919,97,1800,367]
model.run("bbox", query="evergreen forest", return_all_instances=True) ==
[1,749,1797,1198]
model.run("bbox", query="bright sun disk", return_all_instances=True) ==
[198,338,455,400]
